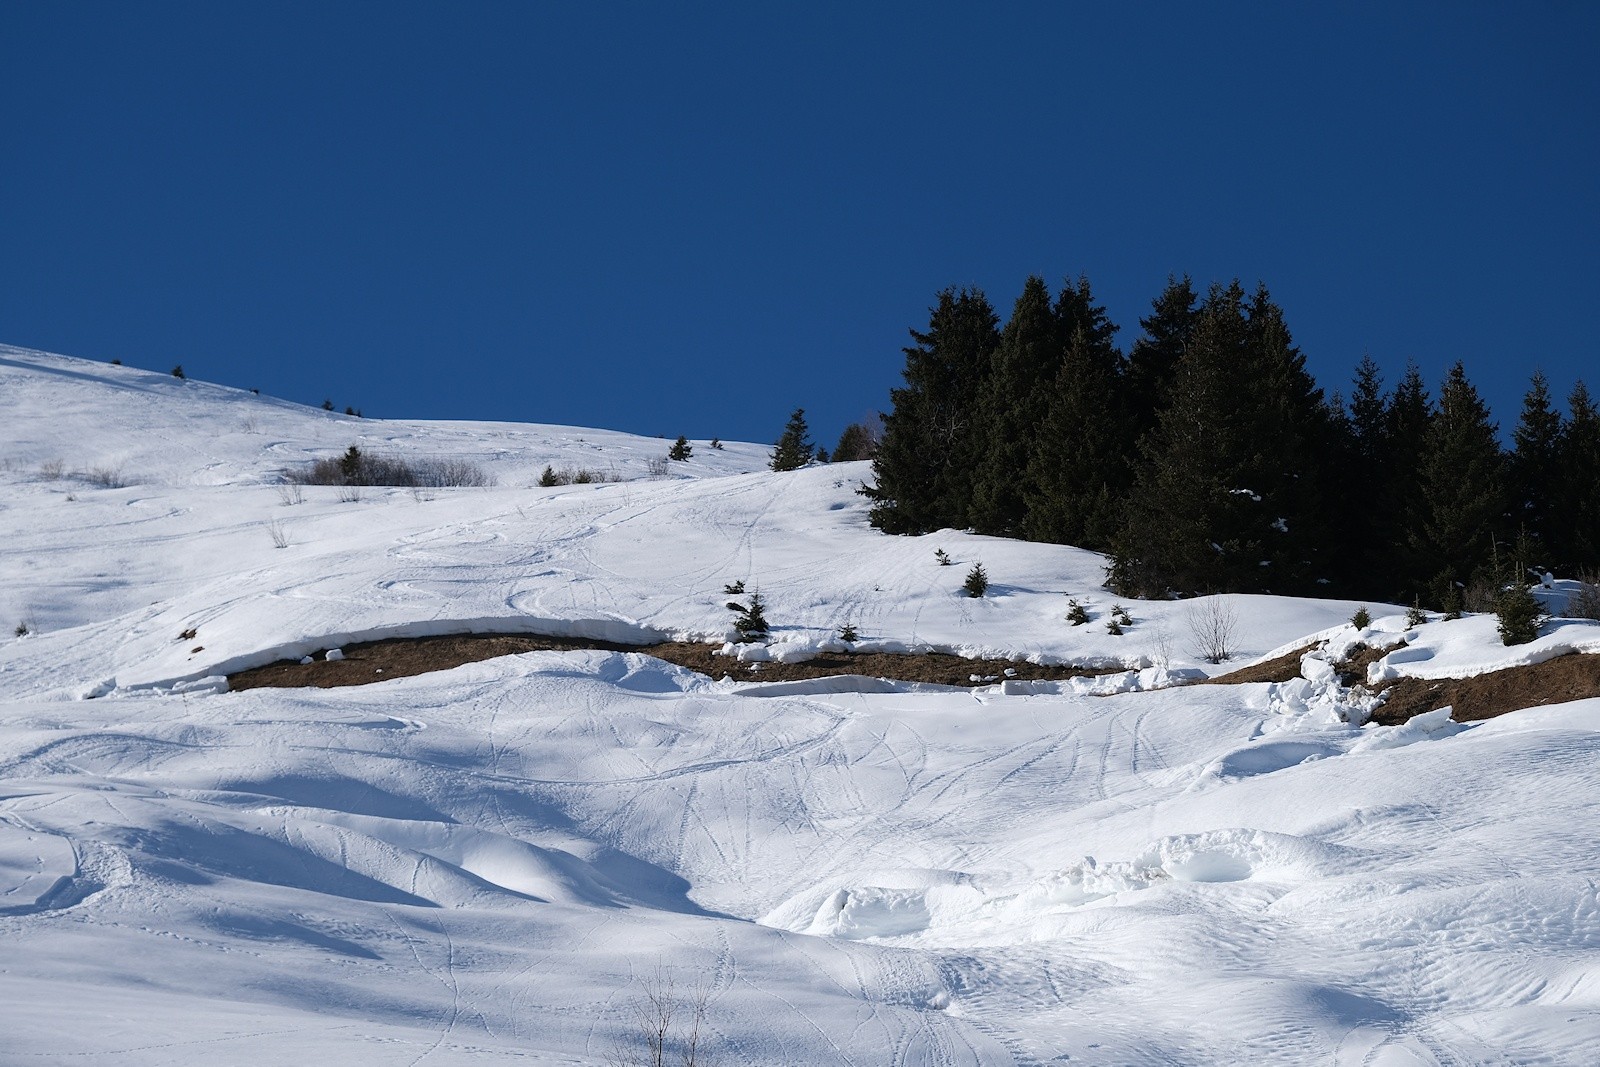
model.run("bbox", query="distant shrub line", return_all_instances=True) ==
[291,445,493,488]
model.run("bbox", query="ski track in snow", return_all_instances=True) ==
[3,346,1600,1064]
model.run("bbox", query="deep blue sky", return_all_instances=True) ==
[4,2,1596,448]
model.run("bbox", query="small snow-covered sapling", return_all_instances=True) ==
[1350,605,1372,629]
[935,548,952,566]
[838,623,859,643]
[1067,598,1090,626]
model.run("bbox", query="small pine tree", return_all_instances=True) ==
[1406,600,1428,628]
[171,364,185,379]
[322,398,334,411]
[722,580,745,594]
[964,563,989,598]
[539,465,560,487]
[1495,583,1548,646]
[838,623,859,643]
[710,438,724,450]
[1351,605,1372,629]
[668,436,693,461]
[729,592,770,641]
[934,548,952,566]
[815,445,830,463]
[1066,598,1089,625]
[832,421,878,462]
[339,445,364,484]
[1112,604,1133,626]
[1106,618,1123,636]
[770,409,814,472]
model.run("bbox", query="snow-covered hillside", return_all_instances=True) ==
[3,344,1598,1065]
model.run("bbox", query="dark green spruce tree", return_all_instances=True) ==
[1110,281,1257,595]
[968,276,1065,536]
[1408,362,1507,599]
[866,288,1000,533]
[1237,283,1340,593]
[769,408,814,472]
[1123,275,1197,445]
[1332,355,1398,598]
[1375,361,1436,600]
[1022,277,1127,550]
[1508,371,1563,565]
[1110,282,1336,596]
[1553,381,1600,572]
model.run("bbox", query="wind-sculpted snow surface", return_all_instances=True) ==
[3,347,1600,1064]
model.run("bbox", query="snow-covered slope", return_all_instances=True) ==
[3,345,1598,1065]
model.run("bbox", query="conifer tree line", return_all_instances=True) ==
[863,274,1600,606]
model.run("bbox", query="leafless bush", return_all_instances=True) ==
[38,459,65,480]
[276,482,305,506]
[1150,617,1175,670]
[646,455,670,478]
[1571,575,1600,621]
[607,969,711,1067]
[337,484,362,503]
[1462,572,1503,613]
[266,520,290,549]
[1188,596,1239,664]
[539,465,624,487]
[289,445,492,489]
[81,465,128,489]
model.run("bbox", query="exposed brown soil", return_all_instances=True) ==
[226,633,1123,692]
[1366,652,1600,725]
[1204,644,1317,685]
[1197,638,1600,725]
[226,631,1600,727]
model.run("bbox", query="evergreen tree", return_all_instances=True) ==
[1110,282,1334,596]
[832,421,877,462]
[668,435,693,461]
[1508,371,1562,561]
[1237,283,1338,593]
[769,409,813,471]
[968,277,1065,536]
[865,288,1000,533]
[1123,275,1197,443]
[1347,355,1388,470]
[1554,381,1600,571]
[1022,315,1126,550]
[1331,355,1391,596]
[1110,282,1257,595]
[1409,362,1507,597]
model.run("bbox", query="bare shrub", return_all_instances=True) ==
[1462,572,1502,614]
[538,466,624,487]
[81,465,128,489]
[266,520,290,549]
[1188,596,1239,663]
[289,445,491,488]
[38,459,65,480]
[337,484,362,503]
[646,456,670,478]
[276,482,305,506]
[412,457,494,487]
[1570,575,1600,621]
[607,968,711,1067]
[1150,617,1175,670]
